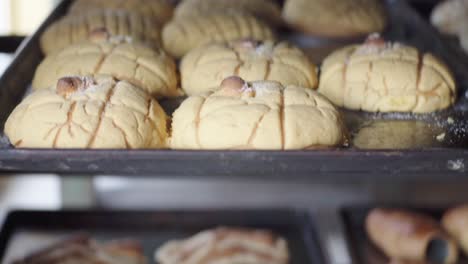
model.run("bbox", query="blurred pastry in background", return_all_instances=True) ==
[442,204,468,255]
[180,39,318,95]
[40,9,162,55]
[34,28,180,98]
[282,0,386,38]
[171,76,347,150]
[431,0,468,36]
[162,12,275,58]
[13,234,146,264]
[174,0,282,26]
[68,0,174,24]
[155,227,289,264]
[5,76,168,149]
[319,34,456,113]
[366,208,458,264]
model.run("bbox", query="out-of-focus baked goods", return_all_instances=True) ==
[162,12,275,58]
[34,29,179,98]
[155,227,289,264]
[40,9,162,55]
[174,0,282,26]
[180,39,318,95]
[5,76,168,149]
[171,76,347,150]
[431,0,468,35]
[366,208,458,264]
[442,204,468,255]
[319,34,456,113]
[13,234,146,264]
[282,0,386,38]
[68,0,174,23]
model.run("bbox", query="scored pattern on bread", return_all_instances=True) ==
[318,34,456,113]
[282,0,386,37]
[155,227,289,264]
[68,0,174,24]
[162,12,275,58]
[5,76,168,149]
[171,77,346,150]
[180,40,318,95]
[40,9,162,55]
[13,234,146,264]
[33,38,179,98]
[174,0,282,26]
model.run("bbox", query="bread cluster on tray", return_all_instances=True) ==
[4,0,458,149]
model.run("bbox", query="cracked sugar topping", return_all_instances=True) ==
[355,33,404,55]
[56,76,105,97]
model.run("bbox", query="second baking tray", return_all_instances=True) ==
[341,206,468,264]
[0,0,466,178]
[0,209,324,264]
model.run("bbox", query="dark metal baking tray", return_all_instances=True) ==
[0,0,466,178]
[341,206,468,264]
[0,209,324,264]
[0,37,24,54]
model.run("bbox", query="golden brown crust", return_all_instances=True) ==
[40,9,162,55]
[366,208,458,263]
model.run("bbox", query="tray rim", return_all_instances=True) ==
[0,0,467,177]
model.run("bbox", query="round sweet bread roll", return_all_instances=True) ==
[162,12,275,58]
[33,30,179,98]
[431,0,468,35]
[282,0,386,38]
[174,0,282,26]
[40,9,162,55]
[171,76,347,150]
[5,76,168,149]
[181,39,318,95]
[318,34,456,113]
[68,0,174,23]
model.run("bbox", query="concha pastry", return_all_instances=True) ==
[431,0,468,35]
[180,39,318,95]
[171,76,347,150]
[442,204,468,255]
[68,0,174,23]
[318,34,456,113]
[5,76,168,149]
[33,29,179,98]
[282,0,386,38]
[155,227,289,264]
[174,0,282,26]
[40,9,161,55]
[162,12,275,58]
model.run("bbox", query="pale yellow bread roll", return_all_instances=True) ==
[5,76,168,149]
[171,76,347,150]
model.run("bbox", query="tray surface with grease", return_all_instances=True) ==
[0,210,324,264]
[341,206,468,264]
[0,0,466,178]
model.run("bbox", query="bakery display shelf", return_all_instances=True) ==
[0,209,324,264]
[0,0,467,178]
[341,206,468,264]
